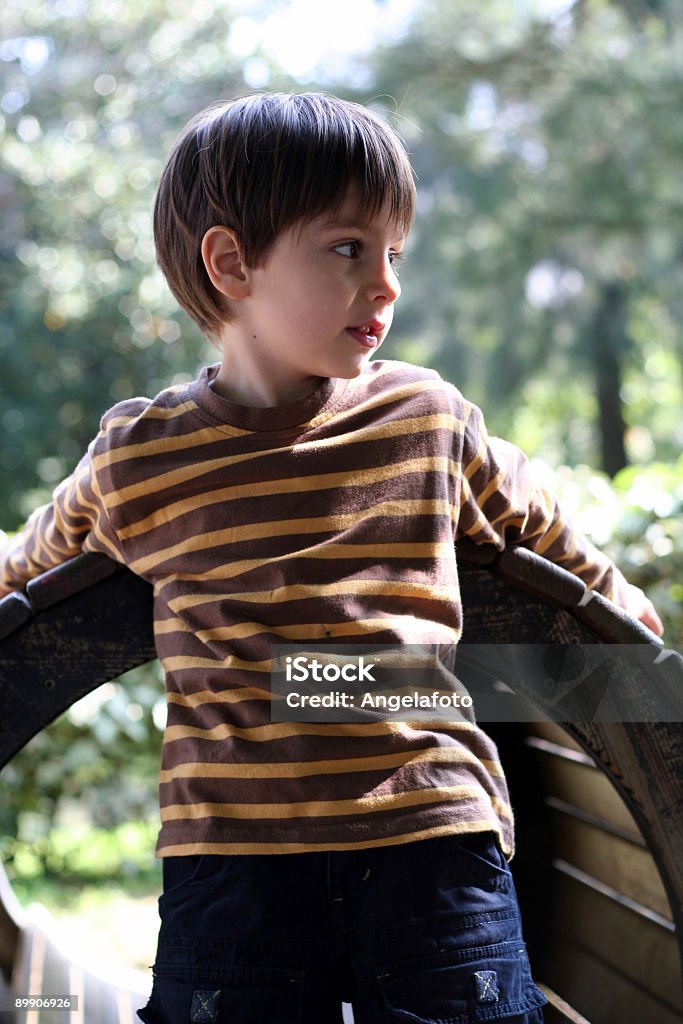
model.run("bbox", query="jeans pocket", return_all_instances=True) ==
[376,942,546,1023]
[140,965,305,1024]
[436,833,512,891]
[158,855,226,916]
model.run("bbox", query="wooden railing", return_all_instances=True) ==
[0,541,681,1023]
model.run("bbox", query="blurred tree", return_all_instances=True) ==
[0,660,164,873]
[360,0,683,474]
[0,0,296,529]
[3,0,681,508]
[0,0,301,860]
[2,0,682,869]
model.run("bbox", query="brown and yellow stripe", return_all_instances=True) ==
[1,360,630,859]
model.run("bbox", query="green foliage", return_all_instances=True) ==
[1,0,680,884]
[0,0,296,528]
[604,462,683,643]
[548,458,683,643]
[8,818,159,888]
[360,0,683,473]
[0,661,165,872]
[7,821,162,973]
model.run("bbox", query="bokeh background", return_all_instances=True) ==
[1,0,682,976]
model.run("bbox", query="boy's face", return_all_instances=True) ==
[222,188,406,402]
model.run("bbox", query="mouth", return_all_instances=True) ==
[346,319,386,349]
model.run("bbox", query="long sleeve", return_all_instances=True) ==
[457,399,631,606]
[0,436,123,592]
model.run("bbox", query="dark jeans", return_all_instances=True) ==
[138,832,546,1023]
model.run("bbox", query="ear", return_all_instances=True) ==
[201,227,251,301]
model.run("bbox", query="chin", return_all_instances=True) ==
[337,354,377,380]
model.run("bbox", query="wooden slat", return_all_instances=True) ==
[525,734,595,767]
[524,724,581,757]
[114,988,139,1024]
[551,867,681,1011]
[525,720,594,756]
[37,925,70,1024]
[0,971,16,1024]
[9,925,36,1019]
[546,937,682,1024]
[8,909,150,1024]
[11,917,74,1024]
[68,963,85,1024]
[0,864,23,978]
[83,966,118,1024]
[545,795,646,847]
[13,924,45,1024]
[529,743,643,840]
[562,718,682,938]
[537,984,592,1024]
[2,547,681,1016]
[548,807,672,920]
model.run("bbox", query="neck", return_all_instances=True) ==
[212,359,323,408]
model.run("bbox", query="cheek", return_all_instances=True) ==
[284,279,337,326]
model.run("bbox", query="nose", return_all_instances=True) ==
[367,256,401,305]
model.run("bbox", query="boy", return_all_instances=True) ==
[0,93,662,1023]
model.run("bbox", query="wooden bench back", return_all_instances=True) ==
[0,543,681,1021]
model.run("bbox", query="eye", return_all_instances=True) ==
[334,241,361,259]
[389,250,406,272]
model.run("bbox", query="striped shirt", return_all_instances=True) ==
[1,360,629,858]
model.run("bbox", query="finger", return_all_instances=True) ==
[641,607,664,637]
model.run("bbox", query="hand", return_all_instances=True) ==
[0,584,15,599]
[623,583,664,637]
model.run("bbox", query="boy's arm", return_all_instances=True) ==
[0,438,122,595]
[458,402,663,636]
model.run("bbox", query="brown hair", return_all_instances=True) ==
[153,92,416,336]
